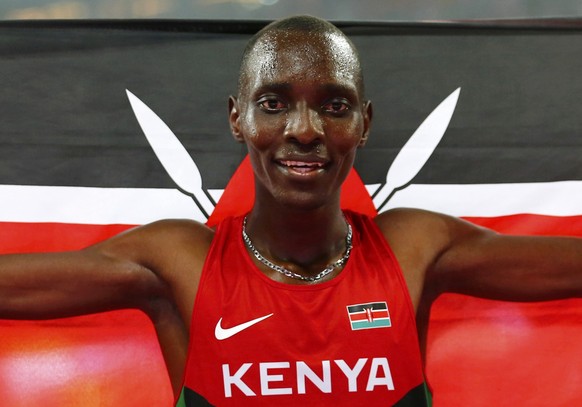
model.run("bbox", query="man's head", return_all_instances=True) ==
[229,16,372,210]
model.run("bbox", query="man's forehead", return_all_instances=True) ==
[242,30,360,91]
[253,30,356,59]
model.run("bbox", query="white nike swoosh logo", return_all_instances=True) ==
[214,313,274,340]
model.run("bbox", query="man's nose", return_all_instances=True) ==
[283,103,324,145]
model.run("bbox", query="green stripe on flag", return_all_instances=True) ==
[351,318,391,330]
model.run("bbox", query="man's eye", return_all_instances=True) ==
[323,99,350,114]
[258,98,286,112]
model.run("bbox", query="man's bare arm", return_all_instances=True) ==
[0,249,158,319]
[431,219,582,302]
[377,208,582,308]
[0,219,211,321]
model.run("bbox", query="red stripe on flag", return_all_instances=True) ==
[463,214,582,237]
[349,310,390,322]
[0,222,135,253]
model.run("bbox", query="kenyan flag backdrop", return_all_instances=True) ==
[1,19,582,406]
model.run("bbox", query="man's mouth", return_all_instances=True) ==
[277,160,326,174]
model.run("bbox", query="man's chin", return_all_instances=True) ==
[272,190,339,212]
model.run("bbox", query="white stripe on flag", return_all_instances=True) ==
[0,180,581,225]
[383,180,582,217]
[0,185,202,224]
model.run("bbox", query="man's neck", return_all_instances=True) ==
[245,203,349,278]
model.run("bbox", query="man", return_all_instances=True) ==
[1,15,581,407]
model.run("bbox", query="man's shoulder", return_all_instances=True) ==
[141,218,215,243]
[373,208,453,246]
[145,218,215,232]
[130,219,215,281]
[372,208,458,308]
[374,207,440,228]
[111,218,215,260]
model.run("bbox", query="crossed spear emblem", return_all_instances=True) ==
[126,88,461,219]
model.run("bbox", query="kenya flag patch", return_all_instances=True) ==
[347,301,391,331]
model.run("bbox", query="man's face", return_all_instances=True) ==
[230,30,372,210]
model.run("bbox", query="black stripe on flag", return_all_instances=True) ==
[347,302,388,313]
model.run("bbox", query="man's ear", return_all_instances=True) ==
[359,100,373,147]
[229,95,244,143]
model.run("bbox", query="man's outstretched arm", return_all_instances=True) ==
[431,220,582,302]
[0,247,159,319]
[0,226,166,320]
[0,219,210,321]
[377,208,582,308]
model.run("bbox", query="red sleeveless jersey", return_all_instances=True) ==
[177,212,428,406]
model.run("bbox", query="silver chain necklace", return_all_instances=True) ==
[242,216,353,282]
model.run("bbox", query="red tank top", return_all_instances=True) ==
[177,212,427,406]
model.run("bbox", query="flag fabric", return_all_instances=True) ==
[1,19,582,406]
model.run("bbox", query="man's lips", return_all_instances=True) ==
[276,159,327,175]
